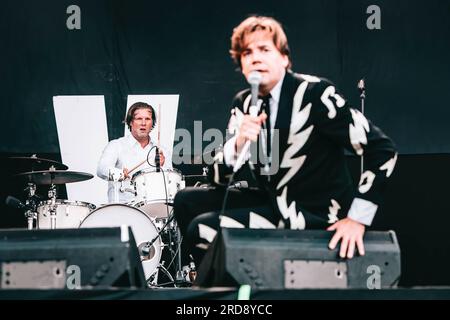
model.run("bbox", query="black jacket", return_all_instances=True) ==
[225,71,397,228]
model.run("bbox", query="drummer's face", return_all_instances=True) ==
[130,108,153,140]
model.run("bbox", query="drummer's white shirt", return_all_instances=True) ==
[97,134,173,203]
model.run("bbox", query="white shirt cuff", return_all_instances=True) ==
[223,136,251,172]
[347,197,378,226]
[223,136,238,167]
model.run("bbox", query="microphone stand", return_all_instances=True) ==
[358,79,366,175]
[25,183,37,230]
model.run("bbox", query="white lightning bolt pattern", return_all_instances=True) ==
[328,199,341,224]
[300,74,321,83]
[219,216,245,228]
[249,212,277,229]
[277,81,314,190]
[349,108,370,156]
[227,107,245,136]
[379,153,398,178]
[359,170,376,194]
[198,224,218,243]
[276,186,305,230]
[320,86,346,119]
[243,94,251,113]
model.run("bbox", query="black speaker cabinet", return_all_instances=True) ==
[0,227,146,289]
[196,229,401,289]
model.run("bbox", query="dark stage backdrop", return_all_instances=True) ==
[1,1,450,287]
[0,0,449,154]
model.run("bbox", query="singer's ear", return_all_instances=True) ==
[281,54,289,69]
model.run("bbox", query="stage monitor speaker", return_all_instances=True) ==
[0,227,146,289]
[196,229,401,289]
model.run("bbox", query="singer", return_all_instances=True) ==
[97,102,172,203]
[174,16,397,267]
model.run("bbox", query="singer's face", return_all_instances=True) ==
[240,31,289,95]
[130,108,153,141]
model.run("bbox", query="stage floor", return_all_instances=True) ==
[1,287,450,300]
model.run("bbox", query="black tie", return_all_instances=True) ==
[260,94,271,159]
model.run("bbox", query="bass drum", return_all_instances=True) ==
[79,204,162,281]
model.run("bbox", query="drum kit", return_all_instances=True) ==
[8,155,195,288]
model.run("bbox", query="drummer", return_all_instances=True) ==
[97,102,173,203]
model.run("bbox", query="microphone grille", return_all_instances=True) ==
[247,71,262,86]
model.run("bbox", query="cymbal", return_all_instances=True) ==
[9,155,68,171]
[15,170,93,185]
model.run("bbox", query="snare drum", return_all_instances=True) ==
[79,204,163,281]
[37,200,95,229]
[131,169,184,218]
[132,168,185,202]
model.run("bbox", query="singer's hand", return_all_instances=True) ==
[327,217,365,259]
[236,113,268,153]
[159,150,165,166]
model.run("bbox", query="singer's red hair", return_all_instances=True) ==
[230,16,292,69]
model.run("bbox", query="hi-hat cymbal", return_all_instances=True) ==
[15,170,93,185]
[9,155,68,171]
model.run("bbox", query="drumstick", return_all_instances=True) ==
[158,104,161,146]
[127,159,147,175]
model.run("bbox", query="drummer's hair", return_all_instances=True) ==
[124,102,156,130]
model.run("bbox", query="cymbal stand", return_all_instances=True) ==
[48,184,57,229]
[24,182,37,230]
[174,225,187,286]
[147,262,175,288]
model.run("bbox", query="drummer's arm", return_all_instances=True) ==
[97,140,123,181]
[159,146,173,169]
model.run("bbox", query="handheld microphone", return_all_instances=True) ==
[249,71,261,108]
[234,71,262,173]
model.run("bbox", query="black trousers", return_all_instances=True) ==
[173,186,281,265]
[173,185,332,267]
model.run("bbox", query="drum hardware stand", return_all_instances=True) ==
[141,246,175,287]
[148,261,175,288]
[119,181,135,194]
[143,212,177,258]
[48,184,58,230]
[24,182,37,230]
[142,212,189,287]
[166,213,188,287]
[174,226,186,286]
[188,254,197,283]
